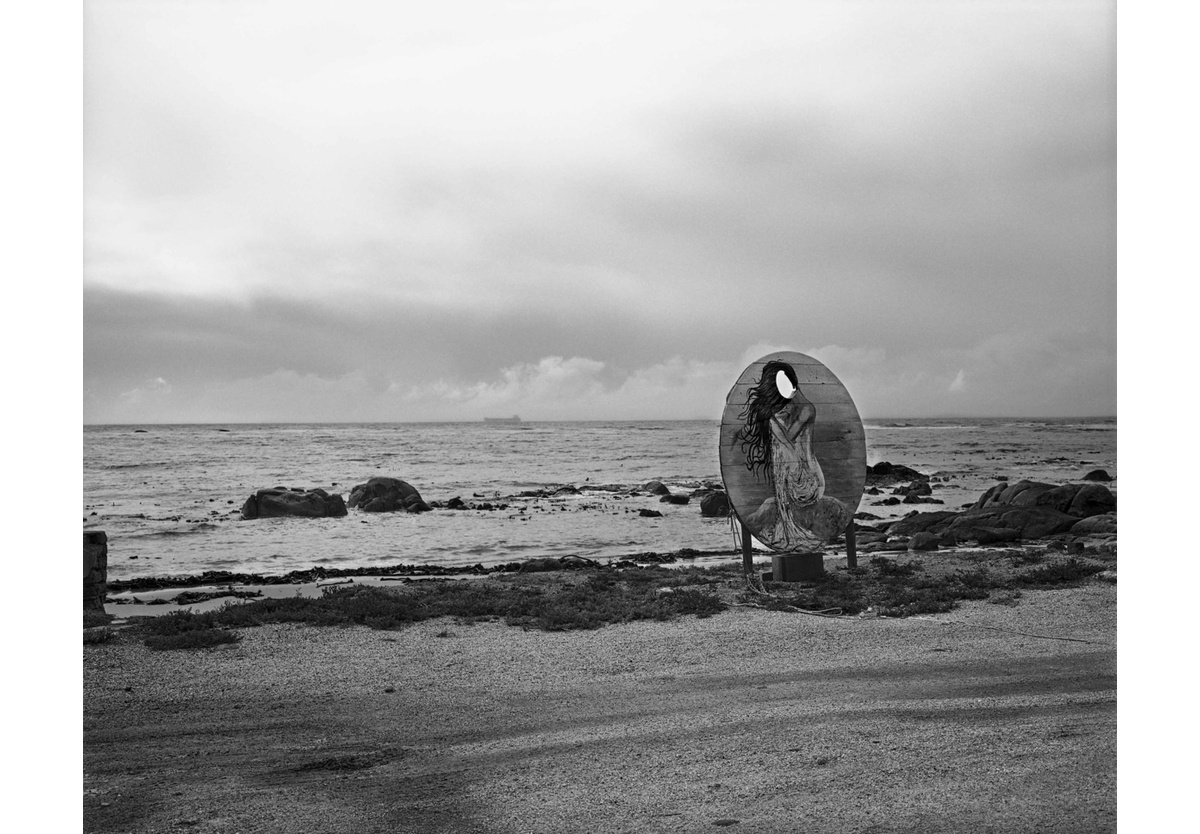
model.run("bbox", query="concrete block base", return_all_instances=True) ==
[770,552,825,582]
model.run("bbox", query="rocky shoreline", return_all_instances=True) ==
[107,463,1115,599]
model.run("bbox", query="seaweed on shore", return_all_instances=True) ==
[118,565,728,646]
[110,550,1113,649]
[105,549,742,593]
[740,552,1105,618]
[206,569,727,633]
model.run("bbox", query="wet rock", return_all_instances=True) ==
[509,555,599,573]
[643,480,671,496]
[1067,484,1117,518]
[518,557,562,572]
[964,526,1021,544]
[908,532,940,551]
[638,508,664,518]
[241,487,348,519]
[902,494,944,505]
[946,506,1079,542]
[1070,512,1117,535]
[865,462,927,486]
[1083,469,1114,482]
[974,480,1049,510]
[861,541,909,553]
[699,491,731,517]
[972,480,1115,519]
[659,493,690,505]
[937,530,960,547]
[347,477,431,513]
[886,511,960,537]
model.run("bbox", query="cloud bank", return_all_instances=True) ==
[83,1,1116,423]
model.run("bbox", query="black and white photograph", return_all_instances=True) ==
[62,0,1139,830]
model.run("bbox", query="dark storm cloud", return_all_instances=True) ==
[84,286,689,398]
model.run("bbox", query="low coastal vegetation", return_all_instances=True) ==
[212,569,728,635]
[139,611,243,650]
[746,553,1110,618]
[94,546,1115,650]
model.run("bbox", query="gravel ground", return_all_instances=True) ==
[84,581,1116,833]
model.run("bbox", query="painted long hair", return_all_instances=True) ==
[736,360,800,478]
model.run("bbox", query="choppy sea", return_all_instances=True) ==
[83,418,1116,581]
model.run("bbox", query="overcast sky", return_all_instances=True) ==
[82,0,1116,423]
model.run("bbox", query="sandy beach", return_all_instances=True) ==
[84,569,1116,833]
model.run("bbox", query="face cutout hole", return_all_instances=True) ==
[775,369,796,399]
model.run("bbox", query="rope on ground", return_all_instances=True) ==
[731,529,850,618]
[736,573,850,618]
[731,600,848,619]
[909,616,1106,645]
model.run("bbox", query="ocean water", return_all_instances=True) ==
[83,418,1116,581]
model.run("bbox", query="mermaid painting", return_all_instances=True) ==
[735,360,850,551]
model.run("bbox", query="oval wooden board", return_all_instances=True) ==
[719,351,866,552]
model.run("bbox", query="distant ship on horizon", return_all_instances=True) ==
[482,415,521,424]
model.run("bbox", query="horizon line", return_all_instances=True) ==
[83,415,1118,428]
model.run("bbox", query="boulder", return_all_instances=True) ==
[946,506,1079,542]
[974,480,1054,510]
[639,508,664,518]
[519,557,563,573]
[861,541,909,553]
[865,462,927,485]
[893,480,932,497]
[699,491,731,517]
[1067,484,1117,518]
[908,531,940,551]
[1035,484,1091,515]
[1070,512,1117,535]
[643,480,671,496]
[1001,481,1060,507]
[886,511,960,537]
[971,480,1115,519]
[241,487,348,519]
[347,477,431,513]
[902,494,943,505]
[958,525,1021,545]
[659,493,691,505]
[878,478,1118,546]
[1084,469,1114,482]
